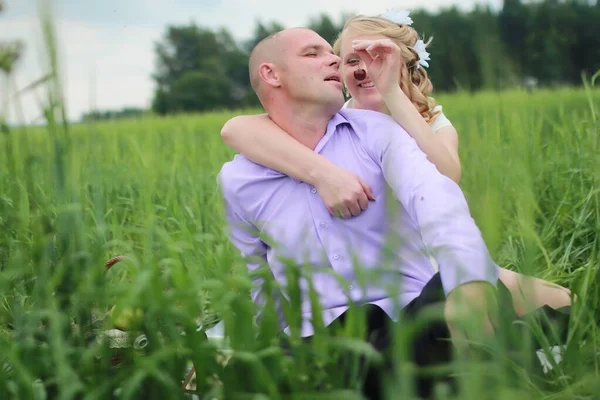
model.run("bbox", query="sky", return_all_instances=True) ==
[1,0,501,124]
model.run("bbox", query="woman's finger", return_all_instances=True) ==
[355,47,384,64]
[353,41,382,58]
[369,44,400,61]
[353,41,392,54]
[354,48,374,66]
[366,42,394,53]
[353,38,395,47]
[351,39,373,50]
[354,44,397,63]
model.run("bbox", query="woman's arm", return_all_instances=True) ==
[220,114,375,217]
[436,125,461,167]
[222,114,330,184]
[382,87,462,183]
[351,39,462,183]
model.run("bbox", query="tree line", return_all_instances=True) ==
[2,0,599,121]
[145,0,600,118]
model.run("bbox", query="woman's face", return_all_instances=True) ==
[339,32,390,113]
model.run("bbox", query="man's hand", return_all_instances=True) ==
[444,281,499,353]
[313,165,376,218]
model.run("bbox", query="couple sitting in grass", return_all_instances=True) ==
[217,9,573,399]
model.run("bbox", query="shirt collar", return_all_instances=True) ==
[314,112,350,154]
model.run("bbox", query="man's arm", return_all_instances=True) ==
[218,167,291,334]
[368,120,499,297]
[220,182,269,306]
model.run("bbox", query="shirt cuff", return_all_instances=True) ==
[439,260,499,297]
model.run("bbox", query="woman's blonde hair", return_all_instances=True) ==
[333,15,440,124]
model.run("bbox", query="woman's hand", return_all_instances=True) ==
[352,39,404,98]
[313,164,376,218]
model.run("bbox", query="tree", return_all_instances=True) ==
[243,20,285,53]
[153,24,221,90]
[499,0,530,77]
[216,28,251,95]
[151,24,250,114]
[81,107,147,122]
[571,2,600,80]
[168,70,232,113]
[146,1,600,115]
[307,13,342,45]
[472,5,517,89]
[426,7,480,91]
[526,0,568,85]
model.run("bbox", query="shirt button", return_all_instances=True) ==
[320,221,326,228]
[311,188,317,194]
[333,253,340,260]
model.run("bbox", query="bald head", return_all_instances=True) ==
[249,32,282,93]
[248,28,313,95]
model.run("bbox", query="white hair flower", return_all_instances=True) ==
[412,39,430,69]
[380,8,413,26]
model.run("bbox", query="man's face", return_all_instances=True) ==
[277,29,345,108]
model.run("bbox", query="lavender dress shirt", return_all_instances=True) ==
[218,108,499,337]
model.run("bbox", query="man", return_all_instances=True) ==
[217,28,501,398]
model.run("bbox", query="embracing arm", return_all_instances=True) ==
[221,114,333,185]
[382,87,462,183]
[221,114,375,217]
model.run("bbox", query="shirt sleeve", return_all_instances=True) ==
[367,119,498,296]
[218,169,269,306]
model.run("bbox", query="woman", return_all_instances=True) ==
[220,11,572,317]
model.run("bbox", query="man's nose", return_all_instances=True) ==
[329,54,341,67]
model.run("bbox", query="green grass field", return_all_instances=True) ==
[0,83,599,399]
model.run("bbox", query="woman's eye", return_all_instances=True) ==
[347,59,359,65]
[306,53,317,57]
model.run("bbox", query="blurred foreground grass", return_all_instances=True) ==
[0,12,599,398]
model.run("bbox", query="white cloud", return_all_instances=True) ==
[1,17,159,124]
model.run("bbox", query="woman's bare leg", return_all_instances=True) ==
[498,268,572,317]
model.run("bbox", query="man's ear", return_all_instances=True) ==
[258,63,282,88]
